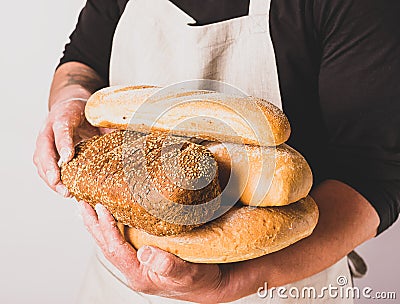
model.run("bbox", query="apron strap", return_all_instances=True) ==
[249,0,271,15]
[347,250,368,278]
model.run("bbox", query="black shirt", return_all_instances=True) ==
[60,0,400,234]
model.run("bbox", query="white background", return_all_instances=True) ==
[0,1,398,303]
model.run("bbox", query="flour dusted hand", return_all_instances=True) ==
[33,98,99,196]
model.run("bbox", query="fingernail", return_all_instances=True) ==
[95,204,105,217]
[56,184,70,197]
[137,246,153,264]
[46,171,57,185]
[60,147,72,164]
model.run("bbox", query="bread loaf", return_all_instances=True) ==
[85,85,291,146]
[118,196,319,263]
[68,85,319,263]
[205,142,313,207]
[61,131,221,236]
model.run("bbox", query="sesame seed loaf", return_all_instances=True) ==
[61,131,221,236]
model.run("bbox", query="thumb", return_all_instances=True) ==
[137,246,188,278]
[53,121,75,165]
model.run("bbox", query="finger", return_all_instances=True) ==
[95,204,134,254]
[34,126,70,196]
[137,246,190,279]
[77,201,106,249]
[34,125,57,181]
[94,204,141,277]
[53,119,75,164]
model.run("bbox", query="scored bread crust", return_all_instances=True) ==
[205,142,313,207]
[85,85,291,146]
[118,196,319,263]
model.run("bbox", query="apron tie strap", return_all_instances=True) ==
[347,250,368,278]
[249,0,270,15]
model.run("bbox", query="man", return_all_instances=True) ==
[33,0,400,303]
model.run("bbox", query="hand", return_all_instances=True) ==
[33,99,99,196]
[77,201,229,303]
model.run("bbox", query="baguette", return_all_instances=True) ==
[85,85,291,146]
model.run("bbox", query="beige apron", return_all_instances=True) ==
[109,0,282,109]
[77,0,354,302]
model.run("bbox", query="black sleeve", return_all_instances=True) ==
[58,0,128,83]
[314,0,400,234]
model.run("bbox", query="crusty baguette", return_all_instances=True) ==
[118,196,319,263]
[85,85,291,146]
[204,142,313,207]
[84,85,159,129]
[61,131,221,236]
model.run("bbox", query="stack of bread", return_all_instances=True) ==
[61,85,318,263]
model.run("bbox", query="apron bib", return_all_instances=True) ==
[78,0,355,303]
[110,0,282,109]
